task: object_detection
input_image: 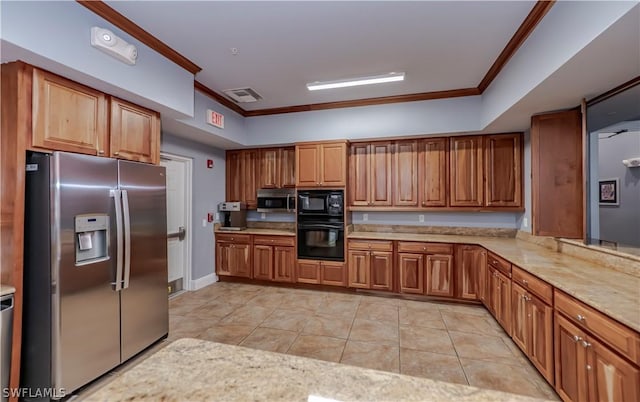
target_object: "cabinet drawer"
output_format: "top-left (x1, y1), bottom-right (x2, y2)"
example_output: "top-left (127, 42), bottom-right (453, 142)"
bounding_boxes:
top-left (254, 235), bottom-right (295, 247)
top-left (487, 252), bottom-right (511, 276)
top-left (397, 242), bottom-right (453, 255)
top-left (215, 233), bottom-right (251, 244)
top-left (348, 239), bottom-right (393, 252)
top-left (512, 266), bottom-right (552, 305)
top-left (555, 290), bottom-right (640, 362)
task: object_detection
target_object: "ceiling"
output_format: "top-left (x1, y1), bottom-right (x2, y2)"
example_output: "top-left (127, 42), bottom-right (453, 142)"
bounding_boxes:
top-left (105, 1), bottom-right (536, 111)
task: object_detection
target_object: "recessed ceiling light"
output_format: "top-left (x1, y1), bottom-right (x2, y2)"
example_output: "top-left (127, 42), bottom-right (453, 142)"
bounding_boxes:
top-left (306, 72), bottom-right (405, 91)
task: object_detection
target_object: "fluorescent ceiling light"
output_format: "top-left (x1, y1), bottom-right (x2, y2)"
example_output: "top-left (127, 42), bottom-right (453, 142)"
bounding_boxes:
top-left (307, 72), bottom-right (405, 91)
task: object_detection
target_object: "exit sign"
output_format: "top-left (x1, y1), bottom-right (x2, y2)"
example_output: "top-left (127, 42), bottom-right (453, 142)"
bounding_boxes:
top-left (206, 109), bottom-right (224, 129)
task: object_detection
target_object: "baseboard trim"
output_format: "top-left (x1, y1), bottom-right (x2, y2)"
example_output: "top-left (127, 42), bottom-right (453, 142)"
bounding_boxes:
top-left (190, 273), bottom-right (218, 290)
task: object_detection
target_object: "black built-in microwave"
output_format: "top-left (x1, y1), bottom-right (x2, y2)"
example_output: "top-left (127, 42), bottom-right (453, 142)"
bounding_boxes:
top-left (297, 190), bottom-right (344, 216)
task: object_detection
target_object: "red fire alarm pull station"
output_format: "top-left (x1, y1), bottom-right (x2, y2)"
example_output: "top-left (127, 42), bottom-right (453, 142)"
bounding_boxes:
top-left (207, 213), bottom-right (214, 222)
top-left (207, 159), bottom-right (214, 168)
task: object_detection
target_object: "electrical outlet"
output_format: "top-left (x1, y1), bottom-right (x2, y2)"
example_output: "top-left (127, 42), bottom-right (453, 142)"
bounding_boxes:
top-left (261, 212), bottom-right (266, 220)
top-left (215, 213), bottom-right (220, 221)
top-left (523, 217), bottom-right (529, 228)
top-left (363, 213), bottom-right (368, 222)
top-left (419, 214), bottom-right (425, 223)
top-left (202, 219), bottom-right (207, 228)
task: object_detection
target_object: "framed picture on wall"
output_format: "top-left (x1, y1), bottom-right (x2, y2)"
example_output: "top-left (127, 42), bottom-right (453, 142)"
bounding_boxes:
top-left (599, 178), bottom-right (619, 206)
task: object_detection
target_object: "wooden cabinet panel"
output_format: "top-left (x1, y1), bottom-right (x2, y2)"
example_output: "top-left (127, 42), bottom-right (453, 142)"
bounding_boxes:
top-left (529, 294), bottom-right (554, 384)
top-left (259, 148), bottom-right (279, 188)
top-left (109, 97), bottom-right (160, 164)
top-left (320, 142), bottom-right (347, 186)
top-left (370, 251), bottom-right (392, 291)
top-left (420, 138), bottom-right (448, 207)
top-left (399, 253), bottom-right (424, 294)
top-left (511, 284), bottom-right (528, 353)
top-left (531, 110), bottom-right (583, 238)
top-left (226, 151), bottom-right (244, 202)
top-left (487, 251), bottom-right (511, 277)
top-left (253, 244), bottom-right (273, 280)
top-left (397, 242), bottom-right (453, 255)
top-left (32, 68), bottom-right (108, 155)
top-left (496, 269), bottom-right (511, 334)
top-left (478, 249), bottom-right (488, 307)
top-left (455, 245), bottom-right (479, 300)
top-left (321, 261), bottom-right (346, 286)
top-left (230, 244), bottom-right (251, 278)
top-left (450, 136), bottom-right (483, 207)
top-left (215, 242), bottom-right (232, 276)
top-left (280, 147), bottom-right (296, 188)
top-left (555, 313), bottom-right (589, 402)
top-left (348, 250), bottom-right (370, 288)
top-left (349, 144), bottom-right (370, 206)
top-left (512, 266), bottom-right (553, 305)
top-left (370, 142), bottom-right (393, 206)
top-left (425, 255), bottom-right (453, 297)
top-left (297, 260), bottom-right (321, 284)
top-left (243, 150), bottom-right (259, 209)
top-left (394, 140), bottom-right (419, 206)
top-left (274, 246), bottom-right (295, 283)
top-left (296, 145), bottom-right (320, 186)
top-left (348, 240), bottom-right (393, 252)
top-left (485, 133), bottom-right (522, 207)
top-left (587, 336), bottom-right (640, 402)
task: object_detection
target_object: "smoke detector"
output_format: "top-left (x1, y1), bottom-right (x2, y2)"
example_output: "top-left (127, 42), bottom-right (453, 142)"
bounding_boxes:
top-left (223, 88), bottom-right (263, 103)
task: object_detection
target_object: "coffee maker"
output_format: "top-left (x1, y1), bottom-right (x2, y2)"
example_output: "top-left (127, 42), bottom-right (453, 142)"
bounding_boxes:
top-left (218, 202), bottom-right (247, 231)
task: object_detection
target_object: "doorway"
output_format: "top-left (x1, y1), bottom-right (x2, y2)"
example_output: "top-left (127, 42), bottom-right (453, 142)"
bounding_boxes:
top-left (160, 152), bottom-right (193, 296)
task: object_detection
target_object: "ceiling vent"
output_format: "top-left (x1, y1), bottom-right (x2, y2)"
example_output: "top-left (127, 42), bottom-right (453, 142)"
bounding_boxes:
top-left (223, 87), bottom-right (263, 103)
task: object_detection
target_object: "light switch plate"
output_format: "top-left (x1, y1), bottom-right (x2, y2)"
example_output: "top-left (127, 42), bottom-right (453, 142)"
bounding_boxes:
top-left (419, 214), bottom-right (425, 223)
top-left (363, 213), bottom-right (368, 222)
top-left (202, 219), bottom-right (207, 228)
top-left (523, 217), bottom-right (529, 228)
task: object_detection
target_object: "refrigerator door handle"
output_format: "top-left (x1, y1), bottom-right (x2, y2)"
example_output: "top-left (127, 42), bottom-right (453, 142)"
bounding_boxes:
top-left (111, 189), bottom-right (124, 291)
top-left (122, 189), bottom-right (132, 289)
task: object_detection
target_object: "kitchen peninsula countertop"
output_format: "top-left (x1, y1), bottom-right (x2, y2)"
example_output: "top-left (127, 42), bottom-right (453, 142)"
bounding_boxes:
top-left (215, 228), bottom-right (295, 236)
top-left (348, 232), bottom-right (640, 333)
top-left (85, 338), bottom-right (546, 402)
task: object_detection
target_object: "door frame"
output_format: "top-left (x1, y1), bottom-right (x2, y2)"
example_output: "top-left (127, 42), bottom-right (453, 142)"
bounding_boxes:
top-left (160, 152), bottom-right (194, 292)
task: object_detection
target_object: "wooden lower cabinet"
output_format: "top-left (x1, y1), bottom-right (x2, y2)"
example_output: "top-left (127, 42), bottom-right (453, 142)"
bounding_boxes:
top-left (216, 242), bottom-right (251, 278)
top-left (253, 244), bottom-right (273, 280)
top-left (425, 255), bottom-right (453, 297)
top-left (347, 241), bottom-right (392, 291)
top-left (488, 266), bottom-right (511, 334)
top-left (398, 253), bottom-right (424, 294)
top-left (512, 283), bottom-right (554, 383)
top-left (455, 245), bottom-right (483, 300)
top-left (297, 260), bottom-right (321, 284)
top-left (478, 249), bottom-right (488, 306)
top-left (370, 252), bottom-right (392, 290)
top-left (348, 250), bottom-right (370, 288)
top-left (298, 259), bottom-right (345, 286)
top-left (555, 312), bottom-right (640, 402)
top-left (273, 246), bottom-right (295, 282)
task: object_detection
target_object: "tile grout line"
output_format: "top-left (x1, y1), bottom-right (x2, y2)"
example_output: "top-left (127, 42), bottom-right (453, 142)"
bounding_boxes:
top-left (337, 296), bottom-right (360, 362)
top-left (439, 308), bottom-right (471, 386)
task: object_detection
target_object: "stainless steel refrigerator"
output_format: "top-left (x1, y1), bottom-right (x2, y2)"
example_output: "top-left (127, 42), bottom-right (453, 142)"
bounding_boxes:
top-left (21, 151), bottom-right (168, 400)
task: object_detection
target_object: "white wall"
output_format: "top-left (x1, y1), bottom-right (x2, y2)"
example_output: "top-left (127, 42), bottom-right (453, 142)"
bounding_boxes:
top-left (161, 133), bottom-right (226, 281)
top-left (0, 1), bottom-right (194, 119)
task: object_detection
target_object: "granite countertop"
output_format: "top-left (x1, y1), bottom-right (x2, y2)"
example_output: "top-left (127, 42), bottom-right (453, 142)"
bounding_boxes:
top-left (215, 228), bottom-right (295, 236)
top-left (348, 232), bottom-right (640, 333)
top-left (0, 285), bottom-right (16, 297)
top-left (86, 338), bottom-right (547, 402)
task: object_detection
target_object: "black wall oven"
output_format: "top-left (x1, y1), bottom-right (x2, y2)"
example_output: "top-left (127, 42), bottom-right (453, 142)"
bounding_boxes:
top-left (297, 190), bottom-right (344, 261)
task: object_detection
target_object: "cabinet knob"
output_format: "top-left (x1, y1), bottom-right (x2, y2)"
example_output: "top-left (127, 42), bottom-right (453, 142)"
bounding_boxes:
top-left (573, 335), bottom-right (583, 343)
top-left (576, 314), bottom-right (586, 322)
top-left (586, 365), bottom-right (592, 371)
top-left (114, 151), bottom-right (119, 156)
top-left (581, 340), bottom-right (591, 348)
top-left (522, 279), bottom-right (528, 285)
top-left (98, 150), bottom-right (105, 155)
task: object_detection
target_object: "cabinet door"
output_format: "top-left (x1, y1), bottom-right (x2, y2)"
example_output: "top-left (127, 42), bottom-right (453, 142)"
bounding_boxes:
top-left (511, 283), bottom-right (529, 353)
top-left (253, 244), bottom-right (273, 280)
top-left (450, 136), bottom-right (483, 207)
top-left (260, 148), bottom-right (279, 189)
top-left (496, 270), bottom-right (512, 334)
top-left (296, 145), bottom-right (320, 186)
top-left (587, 336), bottom-right (640, 402)
top-left (320, 142), bottom-right (347, 186)
top-left (370, 142), bottom-right (393, 206)
top-left (555, 313), bottom-right (589, 402)
top-left (226, 151), bottom-right (244, 202)
top-left (349, 144), bottom-right (370, 206)
top-left (455, 245), bottom-right (478, 300)
top-left (487, 267), bottom-right (499, 316)
top-left (215, 242), bottom-right (232, 276)
top-left (231, 244), bottom-right (252, 278)
top-left (529, 295), bottom-right (554, 384)
top-left (485, 133), bottom-right (522, 207)
top-left (297, 260), bottom-right (321, 284)
top-left (478, 249), bottom-right (488, 306)
top-left (348, 249), bottom-right (370, 288)
top-left (109, 97), bottom-right (160, 164)
top-left (32, 68), bottom-right (108, 155)
top-left (370, 251), bottom-right (392, 291)
top-left (243, 150), bottom-right (259, 209)
top-left (280, 147), bottom-right (296, 188)
top-left (420, 138), bottom-right (448, 207)
top-left (394, 140), bottom-right (419, 206)
top-left (399, 253), bottom-right (424, 294)
top-left (321, 261), bottom-right (346, 286)
top-left (274, 246), bottom-right (295, 283)
top-left (425, 254), bottom-right (454, 297)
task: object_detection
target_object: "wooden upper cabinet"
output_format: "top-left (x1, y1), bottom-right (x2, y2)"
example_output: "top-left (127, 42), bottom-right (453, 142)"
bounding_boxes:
top-left (296, 142), bottom-right (347, 187)
top-left (419, 138), bottom-right (448, 207)
top-left (450, 136), bottom-right (483, 207)
top-left (260, 148), bottom-right (279, 189)
top-left (226, 150), bottom-right (244, 202)
top-left (32, 68), bottom-right (108, 155)
top-left (243, 150), bottom-right (259, 209)
top-left (394, 140), bottom-right (419, 206)
top-left (280, 147), bottom-right (296, 188)
top-left (109, 97), bottom-right (160, 164)
top-left (349, 142), bottom-right (392, 206)
top-left (484, 133), bottom-right (522, 207)
top-left (531, 110), bottom-right (583, 238)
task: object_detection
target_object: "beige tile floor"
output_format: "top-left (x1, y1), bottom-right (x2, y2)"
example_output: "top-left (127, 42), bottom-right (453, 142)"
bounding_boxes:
top-left (168, 281), bottom-right (559, 400)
